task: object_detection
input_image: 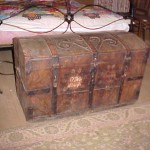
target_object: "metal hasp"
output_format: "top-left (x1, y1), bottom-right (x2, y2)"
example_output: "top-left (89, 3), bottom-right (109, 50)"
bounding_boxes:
top-left (52, 56), bottom-right (59, 114)
top-left (88, 53), bottom-right (98, 108)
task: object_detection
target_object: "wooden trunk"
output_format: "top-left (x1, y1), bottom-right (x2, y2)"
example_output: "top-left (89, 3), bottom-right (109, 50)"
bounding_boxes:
top-left (13, 31), bottom-right (149, 120)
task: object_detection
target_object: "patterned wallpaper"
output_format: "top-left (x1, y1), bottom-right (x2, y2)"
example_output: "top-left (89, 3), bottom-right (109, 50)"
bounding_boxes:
top-left (94, 0), bottom-right (130, 12)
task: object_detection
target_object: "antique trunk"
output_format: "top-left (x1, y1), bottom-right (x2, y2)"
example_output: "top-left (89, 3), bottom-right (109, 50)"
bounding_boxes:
top-left (13, 31), bottom-right (149, 120)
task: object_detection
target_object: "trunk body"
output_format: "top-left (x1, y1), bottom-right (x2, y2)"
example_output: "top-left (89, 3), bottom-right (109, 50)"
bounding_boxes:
top-left (13, 31), bottom-right (149, 120)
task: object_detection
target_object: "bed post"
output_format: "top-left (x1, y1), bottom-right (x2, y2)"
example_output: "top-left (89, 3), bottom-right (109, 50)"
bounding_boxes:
top-left (129, 0), bottom-right (135, 32)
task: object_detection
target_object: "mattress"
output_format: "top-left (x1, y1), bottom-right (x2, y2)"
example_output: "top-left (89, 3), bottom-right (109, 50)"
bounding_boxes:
top-left (0, 0), bottom-right (130, 45)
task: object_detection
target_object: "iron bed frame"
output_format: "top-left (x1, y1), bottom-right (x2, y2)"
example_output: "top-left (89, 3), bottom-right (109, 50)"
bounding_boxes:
top-left (0, 0), bottom-right (135, 50)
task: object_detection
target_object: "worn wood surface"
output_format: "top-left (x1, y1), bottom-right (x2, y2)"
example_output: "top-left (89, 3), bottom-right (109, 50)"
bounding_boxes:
top-left (14, 31), bottom-right (149, 120)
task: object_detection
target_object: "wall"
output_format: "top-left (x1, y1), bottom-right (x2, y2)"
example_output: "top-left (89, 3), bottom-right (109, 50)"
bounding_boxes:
top-left (76, 0), bottom-right (150, 15)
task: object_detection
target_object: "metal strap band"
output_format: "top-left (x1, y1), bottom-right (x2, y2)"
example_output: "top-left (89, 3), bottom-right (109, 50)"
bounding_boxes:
top-left (80, 34), bottom-right (98, 108)
top-left (107, 33), bottom-right (132, 104)
top-left (45, 37), bottom-right (59, 114)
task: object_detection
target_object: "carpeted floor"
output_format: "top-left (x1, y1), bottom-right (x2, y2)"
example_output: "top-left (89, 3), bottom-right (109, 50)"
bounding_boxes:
top-left (0, 102), bottom-right (150, 150)
top-left (0, 36), bottom-right (150, 149)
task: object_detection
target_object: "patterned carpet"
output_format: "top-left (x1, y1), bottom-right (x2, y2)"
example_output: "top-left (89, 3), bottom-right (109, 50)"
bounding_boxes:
top-left (0, 102), bottom-right (150, 150)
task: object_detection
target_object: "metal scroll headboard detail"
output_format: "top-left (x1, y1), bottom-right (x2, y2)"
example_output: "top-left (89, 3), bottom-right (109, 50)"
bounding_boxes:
top-left (0, 0), bottom-right (134, 34)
